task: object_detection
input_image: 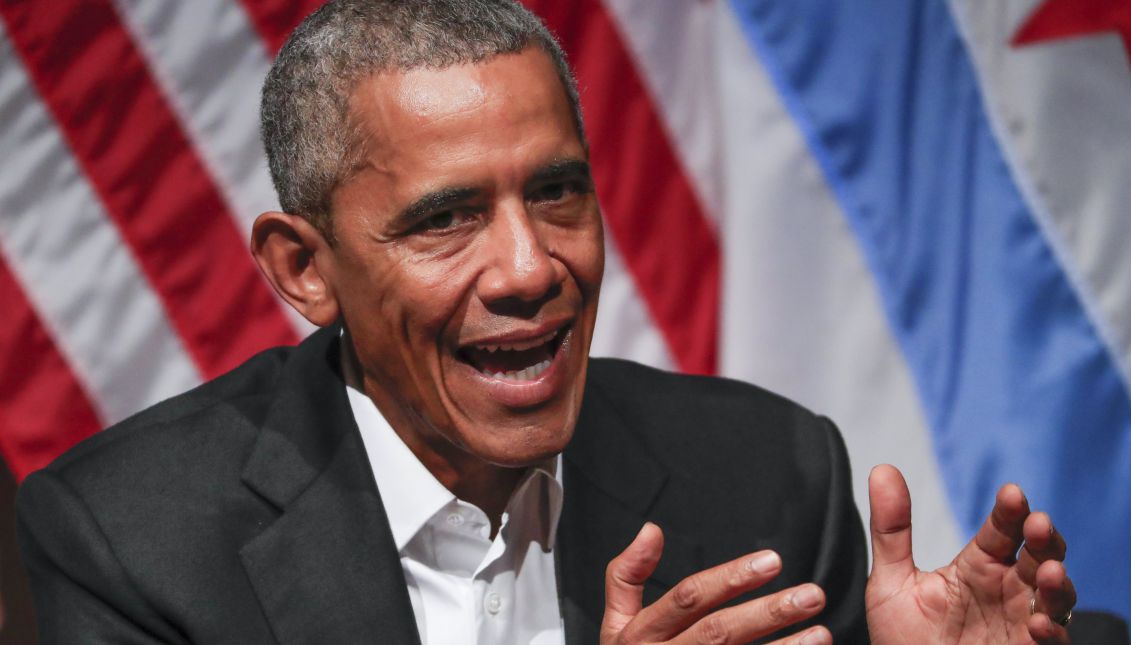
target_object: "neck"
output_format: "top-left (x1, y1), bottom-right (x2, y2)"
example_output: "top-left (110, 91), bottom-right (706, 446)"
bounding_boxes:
top-left (340, 332), bottom-right (523, 534)
top-left (438, 458), bottom-right (525, 537)
top-left (379, 400), bottom-right (524, 537)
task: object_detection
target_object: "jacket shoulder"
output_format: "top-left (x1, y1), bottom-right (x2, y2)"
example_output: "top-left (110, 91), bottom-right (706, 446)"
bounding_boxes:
top-left (15, 344), bottom-right (302, 643)
top-left (586, 356), bottom-right (830, 443)
top-left (582, 357), bottom-right (848, 541)
top-left (36, 344), bottom-right (295, 490)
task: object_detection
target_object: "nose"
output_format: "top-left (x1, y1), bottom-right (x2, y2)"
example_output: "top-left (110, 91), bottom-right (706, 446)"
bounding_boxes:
top-left (476, 203), bottom-right (561, 307)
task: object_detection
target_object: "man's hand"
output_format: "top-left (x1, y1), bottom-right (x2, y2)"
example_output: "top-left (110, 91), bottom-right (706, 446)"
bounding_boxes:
top-left (601, 523), bottom-right (832, 644)
top-left (866, 465), bottom-right (1076, 644)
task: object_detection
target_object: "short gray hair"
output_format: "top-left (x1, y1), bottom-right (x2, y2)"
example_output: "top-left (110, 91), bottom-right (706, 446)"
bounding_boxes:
top-left (260, 0), bottom-right (585, 238)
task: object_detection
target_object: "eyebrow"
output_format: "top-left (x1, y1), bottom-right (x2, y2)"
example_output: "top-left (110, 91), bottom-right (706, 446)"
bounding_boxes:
top-left (527, 159), bottom-right (593, 188)
top-left (394, 186), bottom-right (481, 230)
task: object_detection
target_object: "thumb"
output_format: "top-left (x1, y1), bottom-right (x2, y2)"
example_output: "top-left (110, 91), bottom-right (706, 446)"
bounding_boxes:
top-left (601, 522), bottom-right (664, 640)
top-left (868, 465), bottom-right (916, 584)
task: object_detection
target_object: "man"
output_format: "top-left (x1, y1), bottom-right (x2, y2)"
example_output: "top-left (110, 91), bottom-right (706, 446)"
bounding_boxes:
top-left (17, 1), bottom-right (1077, 643)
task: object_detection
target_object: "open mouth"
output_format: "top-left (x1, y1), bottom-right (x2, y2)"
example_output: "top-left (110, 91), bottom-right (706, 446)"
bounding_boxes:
top-left (458, 326), bottom-right (568, 382)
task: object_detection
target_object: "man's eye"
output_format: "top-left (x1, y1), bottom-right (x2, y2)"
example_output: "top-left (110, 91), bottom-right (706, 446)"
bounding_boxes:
top-left (424, 212), bottom-right (455, 229)
top-left (418, 210), bottom-right (465, 232)
top-left (533, 183), bottom-right (566, 202)
top-left (530, 181), bottom-right (582, 204)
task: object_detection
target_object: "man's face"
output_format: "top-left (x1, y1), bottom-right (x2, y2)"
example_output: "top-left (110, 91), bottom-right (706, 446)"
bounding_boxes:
top-left (325, 48), bottom-right (603, 470)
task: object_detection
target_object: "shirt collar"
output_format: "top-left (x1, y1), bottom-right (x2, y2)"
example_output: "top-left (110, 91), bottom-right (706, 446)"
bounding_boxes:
top-left (340, 331), bottom-right (564, 552)
top-left (505, 453), bottom-right (563, 551)
top-left (346, 381), bottom-right (455, 551)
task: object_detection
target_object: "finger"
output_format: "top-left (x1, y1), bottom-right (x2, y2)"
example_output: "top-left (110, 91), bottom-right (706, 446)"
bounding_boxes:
top-left (972, 483), bottom-right (1030, 562)
top-left (670, 583), bottom-right (826, 645)
top-left (1016, 512), bottom-right (1066, 585)
top-left (1027, 612), bottom-right (1070, 645)
top-left (868, 465), bottom-right (916, 580)
top-left (1034, 559), bottom-right (1077, 625)
top-left (601, 522), bottom-right (664, 639)
top-left (767, 625), bottom-right (832, 645)
top-left (624, 549), bottom-right (783, 641)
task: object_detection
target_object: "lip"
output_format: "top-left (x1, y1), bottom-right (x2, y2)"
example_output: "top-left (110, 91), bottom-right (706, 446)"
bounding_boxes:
top-left (458, 317), bottom-right (573, 349)
top-left (452, 322), bottom-right (575, 408)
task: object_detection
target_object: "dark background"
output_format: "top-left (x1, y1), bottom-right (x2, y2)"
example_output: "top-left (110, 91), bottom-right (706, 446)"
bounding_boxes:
top-left (1, 462), bottom-right (35, 643)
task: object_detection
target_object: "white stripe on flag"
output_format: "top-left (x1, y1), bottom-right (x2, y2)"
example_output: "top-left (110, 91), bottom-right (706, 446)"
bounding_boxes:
top-left (113, 0), bottom-right (314, 336)
top-left (0, 26), bottom-right (201, 425)
top-left (712, 5), bottom-right (963, 568)
top-left (602, 0), bottom-right (724, 222)
top-left (949, 0), bottom-right (1131, 394)
top-left (591, 239), bottom-right (676, 371)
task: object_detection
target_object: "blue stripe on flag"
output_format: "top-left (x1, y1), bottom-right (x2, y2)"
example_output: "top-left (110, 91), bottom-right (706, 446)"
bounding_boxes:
top-left (728, 0), bottom-right (1131, 620)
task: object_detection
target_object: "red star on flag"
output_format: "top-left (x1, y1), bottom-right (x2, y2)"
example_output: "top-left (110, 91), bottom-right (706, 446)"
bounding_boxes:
top-left (1012, 0), bottom-right (1131, 63)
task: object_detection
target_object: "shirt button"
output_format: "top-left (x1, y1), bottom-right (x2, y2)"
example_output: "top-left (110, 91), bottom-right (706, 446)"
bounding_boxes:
top-left (446, 513), bottom-right (464, 527)
top-left (484, 592), bottom-right (502, 615)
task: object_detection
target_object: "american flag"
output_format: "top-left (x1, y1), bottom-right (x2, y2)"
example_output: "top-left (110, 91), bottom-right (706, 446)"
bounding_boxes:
top-left (2, 0), bottom-right (1130, 628)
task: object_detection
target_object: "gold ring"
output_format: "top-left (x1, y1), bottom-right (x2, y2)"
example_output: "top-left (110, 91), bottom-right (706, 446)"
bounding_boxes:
top-left (1030, 597), bottom-right (1073, 626)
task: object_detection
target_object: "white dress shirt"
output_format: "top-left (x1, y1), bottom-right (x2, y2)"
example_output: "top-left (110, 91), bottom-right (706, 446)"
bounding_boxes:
top-left (345, 382), bottom-right (566, 645)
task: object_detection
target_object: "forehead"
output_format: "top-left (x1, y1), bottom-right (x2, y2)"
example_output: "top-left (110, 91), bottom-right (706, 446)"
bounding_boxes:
top-left (346, 48), bottom-right (578, 171)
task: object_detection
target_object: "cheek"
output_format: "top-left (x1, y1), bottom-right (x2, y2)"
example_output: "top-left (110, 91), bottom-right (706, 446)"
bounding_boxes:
top-left (556, 228), bottom-right (605, 297)
top-left (337, 253), bottom-right (465, 358)
top-left (387, 256), bottom-right (479, 345)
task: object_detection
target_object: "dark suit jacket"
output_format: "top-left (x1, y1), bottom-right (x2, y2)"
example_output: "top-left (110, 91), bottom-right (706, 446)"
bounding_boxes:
top-left (17, 326), bottom-right (869, 643)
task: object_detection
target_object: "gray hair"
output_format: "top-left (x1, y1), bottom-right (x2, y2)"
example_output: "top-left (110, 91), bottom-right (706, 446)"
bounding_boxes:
top-left (260, 0), bottom-right (585, 238)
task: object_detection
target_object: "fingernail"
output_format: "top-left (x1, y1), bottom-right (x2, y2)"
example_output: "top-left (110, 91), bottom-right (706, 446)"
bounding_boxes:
top-left (748, 551), bottom-right (781, 575)
top-left (791, 585), bottom-right (822, 610)
top-left (800, 629), bottom-right (830, 645)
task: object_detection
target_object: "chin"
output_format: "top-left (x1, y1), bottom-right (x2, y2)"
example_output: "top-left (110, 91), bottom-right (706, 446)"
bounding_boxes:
top-left (457, 412), bottom-right (577, 468)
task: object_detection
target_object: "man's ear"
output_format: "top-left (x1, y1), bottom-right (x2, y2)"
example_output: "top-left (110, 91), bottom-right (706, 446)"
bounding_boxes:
top-left (251, 211), bottom-right (340, 327)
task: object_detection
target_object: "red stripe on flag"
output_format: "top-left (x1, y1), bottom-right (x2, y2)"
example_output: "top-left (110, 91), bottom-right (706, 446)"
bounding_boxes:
top-left (0, 254), bottom-right (102, 481)
top-left (1011, 0), bottom-right (1131, 64)
top-left (237, 0), bottom-right (327, 55)
top-left (523, 0), bottom-right (721, 374)
top-left (0, 0), bottom-right (300, 379)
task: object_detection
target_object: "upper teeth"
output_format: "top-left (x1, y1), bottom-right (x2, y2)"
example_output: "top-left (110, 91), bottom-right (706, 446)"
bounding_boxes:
top-left (477, 330), bottom-right (557, 353)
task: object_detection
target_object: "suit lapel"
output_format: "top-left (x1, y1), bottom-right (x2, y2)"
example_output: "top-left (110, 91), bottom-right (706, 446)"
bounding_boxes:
top-left (559, 370), bottom-right (703, 645)
top-left (238, 327), bottom-right (421, 645)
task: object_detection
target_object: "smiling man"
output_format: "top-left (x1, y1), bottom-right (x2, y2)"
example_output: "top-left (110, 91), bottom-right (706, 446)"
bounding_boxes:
top-left (294, 48), bottom-right (604, 494)
top-left (17, 1), bottom-right (1079, 644)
